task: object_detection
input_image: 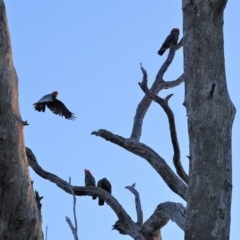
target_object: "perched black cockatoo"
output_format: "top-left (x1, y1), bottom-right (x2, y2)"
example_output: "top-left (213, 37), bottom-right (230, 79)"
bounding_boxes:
top-left (33, 91), bottom-right (76, 120)
top-left (84, 169), bottom-right (96, 200)
top-left (97, 178), bottom-right (112, 206)
top-left (158, 28), bottom-right (180, 56)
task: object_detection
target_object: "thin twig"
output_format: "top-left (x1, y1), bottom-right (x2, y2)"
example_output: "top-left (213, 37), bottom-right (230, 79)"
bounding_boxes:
top-left (65, 177), bottom-right (79, 240)
top-left (45, 226), bottom-right (48, 240)
top-left (70, 177), bottom-right (78, 235)
top-left (131, 40), bottom-right (184, 140)
top-left (22, 120), bottom-right (29, 126)
top-left (125, 185), bottom-right (143, 226)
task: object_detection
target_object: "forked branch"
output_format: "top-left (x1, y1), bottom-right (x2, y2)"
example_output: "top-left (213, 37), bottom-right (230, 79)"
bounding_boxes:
top-left (125, 185), bottom-right (143, 226)
top-left (131, 39), bottom-right (184, 140)
top-left (91, 130), bottom-right (187, 201)
top-left (139, 65), bottom-right (188, 184)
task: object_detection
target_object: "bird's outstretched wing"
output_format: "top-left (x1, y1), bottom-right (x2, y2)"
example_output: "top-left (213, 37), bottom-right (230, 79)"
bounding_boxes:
top-left (33, 103), bottom-right (46, 112)
top-left (35, 94), bottom-right (53, 103)
top-left (33, 93), bottom-right (53, 112)
top-left (47, 99), bottom-right (76, 120)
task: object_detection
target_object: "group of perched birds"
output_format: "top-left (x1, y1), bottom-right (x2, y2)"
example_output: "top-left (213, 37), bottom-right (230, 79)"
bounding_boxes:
top-left (32, 28), bottom-right (179, 120)
top-left (84, 169), bottom-right (112, 206)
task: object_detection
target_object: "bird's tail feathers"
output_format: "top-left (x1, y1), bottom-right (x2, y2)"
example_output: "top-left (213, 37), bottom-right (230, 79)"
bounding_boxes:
top-left (158, 48), bottom-right (165, 56)
top-left (98, 198), bottom-right (104, 206)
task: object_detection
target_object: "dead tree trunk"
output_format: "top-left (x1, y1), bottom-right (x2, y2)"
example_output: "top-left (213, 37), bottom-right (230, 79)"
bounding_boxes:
top-left (182, 1), bottom-right (235, 239)
top-left (0, 1), bottom-right (43, 239)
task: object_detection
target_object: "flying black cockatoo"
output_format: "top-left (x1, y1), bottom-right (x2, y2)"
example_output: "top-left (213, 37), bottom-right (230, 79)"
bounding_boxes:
top-left (157, 28), bottom-right (180, 56)
top-left (97, 178), bottom-right (112, 206)
top-left (33, 91), bottom-right (76, 120)
top-left (84, 169), bottom-right (96, 200)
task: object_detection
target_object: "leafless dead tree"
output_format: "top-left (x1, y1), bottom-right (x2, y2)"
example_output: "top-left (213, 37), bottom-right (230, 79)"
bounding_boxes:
top-left (0, 0), bottom-right (234, 239)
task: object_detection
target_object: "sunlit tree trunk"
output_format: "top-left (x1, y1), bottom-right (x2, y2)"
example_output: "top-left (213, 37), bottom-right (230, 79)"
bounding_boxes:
top-left (182, 1), bottom-right (235, 239)
top-left (0, 1), bottom-right (43, 239)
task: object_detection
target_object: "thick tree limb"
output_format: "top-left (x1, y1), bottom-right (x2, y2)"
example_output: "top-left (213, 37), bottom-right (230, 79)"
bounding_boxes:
top-left (139, 66), bottom-right (189, 184)
top-left (91, 130), bottom-right (188, 201)
top-left (125, 185), bottom-right (143, 226)
top-left (131, 40), bottom-right (184, 141)
top-left (65, 177), bottom-right (79, 240)
top-left (141, 202), bottom-right (185, 240)
top-left (26, 147), bottom-right (144, 240)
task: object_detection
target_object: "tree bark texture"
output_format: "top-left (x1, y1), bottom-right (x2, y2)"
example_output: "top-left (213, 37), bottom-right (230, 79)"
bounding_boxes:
top-left (182, 1), bottom-right (235, 239)
top-left (0, 1), bottom-right (43, 239)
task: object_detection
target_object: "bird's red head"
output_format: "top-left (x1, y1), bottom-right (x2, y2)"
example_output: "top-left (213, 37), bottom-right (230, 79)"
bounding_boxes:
top-left (52, 91), bottom-right (58, 98)
top-left (84, 169), bottom-right (91, 175)
top-left (171, 28), bottom-right (180, 33)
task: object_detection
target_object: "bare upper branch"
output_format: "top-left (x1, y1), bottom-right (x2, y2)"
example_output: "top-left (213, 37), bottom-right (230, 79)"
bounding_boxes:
top-left (156, 39), bottom-right (183, 81)
top-left (131, 39), bottom-right (184, 141)
top-left (91, 130), bottom-right (188, 201)
top-left (139, 67), bottom-right (189, 184)
top-left (141, 202), bottom-right (185, 240)
top-left (26, 147), bottom-right (144, 239)
top-left (125, 185), bottom-right (143, 226)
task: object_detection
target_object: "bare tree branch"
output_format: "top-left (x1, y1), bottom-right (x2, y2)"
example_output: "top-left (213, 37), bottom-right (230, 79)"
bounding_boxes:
top-left (66, 217), bottom-right (77, 239)
top-left (22, 120), bottom-right (29, 126)
top-left (26, 147), bottom-right (144, 240)
top-left (91, 130), bottom-right (188, 201)
top-left (139, 65), bottom-right (189, 184)
top-left (45, 226), bottom-right (48, 240)
top-left (141, 202), bottom-right (185, 240)
top-left (65, 177), bottom-right (79, 240)
top-left (131, 39), bottom-right (184, 140)
top-left (125, 185), bottom-right (143, 227)
top-left (156, 39), bottom-right (183, 81)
